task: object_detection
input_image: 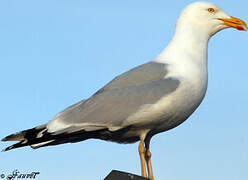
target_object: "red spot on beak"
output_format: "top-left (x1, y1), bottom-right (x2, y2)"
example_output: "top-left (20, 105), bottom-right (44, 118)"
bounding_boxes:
top-left (236, 25), bottom-right (245, 31)
top-left (218, 16), bottom-right (248, 31)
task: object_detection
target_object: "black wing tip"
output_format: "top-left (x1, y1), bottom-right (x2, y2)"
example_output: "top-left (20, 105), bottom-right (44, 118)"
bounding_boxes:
top-left (1, 132), bottom-right (24, 142)
top-left (1, 140), bottom-right (28, 152)
top-left (1, 136), bottom-right (9, 142)
top-left (1, 145), bottom-right (14, 152)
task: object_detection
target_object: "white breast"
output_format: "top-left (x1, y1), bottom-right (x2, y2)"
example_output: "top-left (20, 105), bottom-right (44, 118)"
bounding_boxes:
top-left (150, 55), bottom-right (208, 131)
top-left (123, 55), bottom-right (208, 133)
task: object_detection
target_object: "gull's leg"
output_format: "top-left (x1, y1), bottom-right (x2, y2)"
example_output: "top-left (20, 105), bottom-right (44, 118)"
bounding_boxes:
top-left (145, 149), bottom-right (154, 180)
top-left (145, 137), bottom-right (154, 180)
top-left (138, 140), bottom-right (147, 178)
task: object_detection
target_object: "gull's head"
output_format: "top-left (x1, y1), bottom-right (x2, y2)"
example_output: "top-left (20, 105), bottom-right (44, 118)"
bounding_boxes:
top-left (175, 2), bottom-right (247, 37)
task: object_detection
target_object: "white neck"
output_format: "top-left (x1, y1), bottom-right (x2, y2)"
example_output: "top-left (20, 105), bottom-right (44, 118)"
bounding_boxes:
top-left (153, 20), bottom-right (211, 67)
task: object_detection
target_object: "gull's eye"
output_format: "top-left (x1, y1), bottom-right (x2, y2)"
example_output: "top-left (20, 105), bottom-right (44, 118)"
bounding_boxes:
top-left (207, 8), bottom-right (215, 14)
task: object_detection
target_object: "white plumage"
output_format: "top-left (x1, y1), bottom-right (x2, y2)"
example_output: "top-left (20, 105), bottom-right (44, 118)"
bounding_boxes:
top-left (2, 2), bottom-right (247, 180)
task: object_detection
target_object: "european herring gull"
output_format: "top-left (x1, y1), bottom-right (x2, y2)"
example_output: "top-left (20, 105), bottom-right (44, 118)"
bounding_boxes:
top-left (2, 2), bottom-right (247, 180)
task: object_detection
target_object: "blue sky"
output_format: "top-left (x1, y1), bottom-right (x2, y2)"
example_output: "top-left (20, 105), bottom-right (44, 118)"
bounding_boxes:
top-left (0, 0), bottom-right (247, 179)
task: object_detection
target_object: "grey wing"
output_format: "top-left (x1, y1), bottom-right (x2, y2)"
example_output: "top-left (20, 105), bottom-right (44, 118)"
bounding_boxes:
top-left (98, 61), bottom-right (168, 90)
top-left (47, 62), bottom-right (180, 133)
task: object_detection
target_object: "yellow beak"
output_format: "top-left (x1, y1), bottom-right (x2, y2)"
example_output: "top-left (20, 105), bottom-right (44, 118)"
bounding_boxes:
top-left (218, 16), bottom-right (248, 31)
